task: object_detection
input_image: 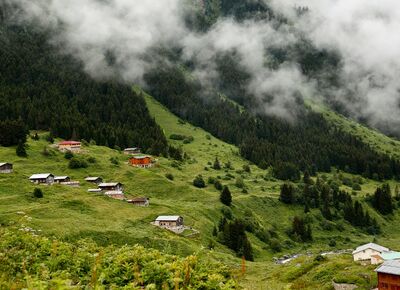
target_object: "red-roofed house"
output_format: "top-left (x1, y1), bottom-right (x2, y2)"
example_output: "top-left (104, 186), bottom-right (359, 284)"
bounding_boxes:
top-left (58, 141), bottom-right (81, 152)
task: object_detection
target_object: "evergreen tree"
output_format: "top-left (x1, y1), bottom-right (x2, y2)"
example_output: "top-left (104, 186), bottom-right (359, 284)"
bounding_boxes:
top-left (373, 184), bottom-right (393, 215)
top-left (279, 183), bottom-right (294, 204)
top-left (213, 157), bottom-right (221, 170)
top-left (16, 141), bottom-right (27, 157)
top-left (220, 186), bottom-right (232, 206)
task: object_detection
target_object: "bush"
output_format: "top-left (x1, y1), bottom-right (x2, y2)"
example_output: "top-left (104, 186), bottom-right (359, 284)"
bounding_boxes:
top-left (87, 157), bottom-right (97, 163)
top-left (169, 134), bottom-right (186, 140)
top-left (193, 175), bottom-right (206, 188)
top-left (33, 188), bottom-right (43, 198)
top-left (235, 177), bottom-right (245, 189)
top-left (270, 238), bottom-right (282, 252)
top-left (214, 180), bottom-right (223, 191)
top-left (64, 151), bottom-right (74, 160)
top-left (44, 133), bottom-right (54, 143)
top-left (328, 239), bottom-right (337, 247)
top-left (68, 158), bottom-right (88, 169)
top-left (243, 164), bottom-right (251, 173)
top-left (109, 157), bottom-right (119, 165)
top-left (165, 173), bottom-right (174, 181)
top-left (352, 183), bottom-right (361, 191)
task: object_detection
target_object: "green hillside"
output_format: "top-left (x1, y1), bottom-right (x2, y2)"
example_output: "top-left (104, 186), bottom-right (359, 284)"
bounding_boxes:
top-left (2, 90), bottom-right (400, 288)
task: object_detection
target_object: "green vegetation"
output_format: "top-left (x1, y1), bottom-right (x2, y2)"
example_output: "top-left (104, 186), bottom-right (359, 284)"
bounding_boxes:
top-left (0, 228), bottom-right (236, 289)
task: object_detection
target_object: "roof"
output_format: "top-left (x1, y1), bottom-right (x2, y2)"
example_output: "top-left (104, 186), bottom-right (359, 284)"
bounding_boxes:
top-left (124, 147), bottom-right (140, 151)
top-left (376, 260), bottom-right (400, 275)
top-left (128, 197), bottom-right (149, 202)
top-left (130, 155), bottom-right (151, 160)
top-left (85, 177), bottom-right (101, 181)
top-left (88, 189), bottom-right (102, 192)
top-left (0, 162), bottom-right (12, 167)
top-left (352, 243), bottom-right (389, 255)
top-left (29, 173), bottom-right (53, 179)
top-left (104, 191), bottom-right (124, 195)
top-left (54, 176), bottom-right (69, 180)
top-left (155, 215), bottom-right (182, 221)
top-left (59, 141), bottom-right (81, 146)
top-left (98, 182), bottom-right (122, 187)
top-left (381, 252), bottom-right (400, 261)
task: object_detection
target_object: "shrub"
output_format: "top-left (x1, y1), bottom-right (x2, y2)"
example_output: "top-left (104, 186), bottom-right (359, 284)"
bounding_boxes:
top-left (165, 173), bottom-right (174, 181)
top-left (193, 175), bottom-right (206, 188)
top-left (87, 157), bottom-right (97, 164)
top-left (243, 164), bottom-right (251, 173)
top-left (352, 183), bottom-right (361, 191)
top-left (214, 180), bottom-right (223, 191)
top-left (69, 158), bottom-right (88, 169)
top-left (64, 151), bottom-right (74, 160)
top-left (270, 238), bottom-right (282, 252)
top-left (33, 188), bottom-right (43, 198)
top-left (235, 177), bottom-right (245, 189)
top-left (328, 239), bottom-right (337, 247)
top-left (208, 176), bottom-right (216, 184)
top-left (44, 133), bottom-right (54, 143)
top-left (169, 134), bottom-right (186, 141)
top-left (109, 157), bottom-right (119, 165)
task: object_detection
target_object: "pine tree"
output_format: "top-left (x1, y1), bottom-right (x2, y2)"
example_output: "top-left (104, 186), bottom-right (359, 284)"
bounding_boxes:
top-left (220, 186), bottom-right (232, 206)
top-left (16, 140), bottom-right (27, 157)
top-left (213, 157), bottom-right (221, 170)
top-left (279, 183), bottom-right (294, 204)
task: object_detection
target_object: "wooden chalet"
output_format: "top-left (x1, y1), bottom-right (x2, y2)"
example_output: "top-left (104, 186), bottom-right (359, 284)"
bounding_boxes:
top-left (123, 147), bottom-right (141, 155)
top-left (127, 197), bottom-right (149, 207)
top-left (376, 260), bottom-right (400, 289)
top-left (85, 177), bottom-right (103, 184)
top-left (54, 176), bottom-right (71, 183)
top-left (154, 216), bottom-right (183, 227)
top-left (129, 155), bottom-right (153, 168)
top-left (58, 141), bottom-right (81, 152)
top-left (29, 173), bottom-right (54, 184)
top-left (98, 182), bottom-right (123, 192)
top-left (0, 163), bottom-right (13, 173)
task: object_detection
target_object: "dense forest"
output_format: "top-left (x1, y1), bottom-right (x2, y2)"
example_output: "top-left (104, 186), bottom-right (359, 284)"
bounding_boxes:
top-left (0, 6), bottom-right (167, 155)
top-left (144, 65), bottom-right (400, 180)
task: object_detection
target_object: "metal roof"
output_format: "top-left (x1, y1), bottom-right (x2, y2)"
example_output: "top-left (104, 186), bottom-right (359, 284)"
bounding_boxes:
top-left (59, 141), bottom-right (81, 145)
top-left (128, 197), bottom-right (149, 202)
top-left (130, 155), bottom-right (151, 159)
top-left (381, 252), bottom-right (400, 261)
top-left (376, 260), bottom-right (400, 275)
top-left (352, 243), bottom-right (389, 254)
top-left (104, 191), bottom-right (124, 195)
top-left (124, 148), bottom-right (139, 151)
top-left (54, 176), bottom-right (69, 180)
top-left (85, 177), bottom-right (101, 181)
top-left (98, 182), bottom-right (122, 187)
top-left (88, 189), bottom-right (102, 192)
top-left (0, 162), bottom-right (12, 167)
top-left (155, 215), bottom-right (182, 221)
top-left (29, 173), bottom-right (53, 179)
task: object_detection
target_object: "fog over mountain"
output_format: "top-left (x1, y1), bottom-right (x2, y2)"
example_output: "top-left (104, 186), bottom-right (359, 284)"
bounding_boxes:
top-left (9, 0), bottom-right (400, 132)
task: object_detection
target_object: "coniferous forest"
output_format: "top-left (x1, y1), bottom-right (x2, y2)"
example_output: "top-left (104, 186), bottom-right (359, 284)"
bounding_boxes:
top-left (0, 8), bottom-right (167, 155)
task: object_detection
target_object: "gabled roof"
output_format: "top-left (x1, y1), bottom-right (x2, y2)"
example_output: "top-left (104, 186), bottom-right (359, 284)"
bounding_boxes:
top-left (0, 162), bottom-right (12, 167)
top-left (59, 141), bottom-right (81, 145)
top-left (155, 215), bottom-right (182, 221)
top-left (130, 155), bottom-right (151, 160)
top-left (124, 147), bottom-right (140, 151)
top-left (54, 176), bottom-right (69, 180)
top-left (381, 252), bottom-right (400, 261)
top-left (85, 177), bottom-right (102, 181)
top-left (352, 243), bottom-right (389, 255)
top-left (98, 182), bottom-right (122, 187)
top-left (104, 191), bottom-right (124, 195)
top-left (29, 173), bottom-right (53, 179)
top-left (376, 260), bottom-right (400, 275)
top-left (88, 189), bottom-right (102, 192)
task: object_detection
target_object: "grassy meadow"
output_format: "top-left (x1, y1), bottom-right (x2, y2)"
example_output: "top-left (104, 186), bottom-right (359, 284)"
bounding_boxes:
top-left (1, 92), bottom-right (400, 288)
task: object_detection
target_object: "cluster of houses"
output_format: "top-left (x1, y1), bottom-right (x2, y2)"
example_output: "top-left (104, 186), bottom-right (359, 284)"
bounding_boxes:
top-left (29, 173), bottom-right (79, 187)
top-left (353, 243), bottom-right (400, 289)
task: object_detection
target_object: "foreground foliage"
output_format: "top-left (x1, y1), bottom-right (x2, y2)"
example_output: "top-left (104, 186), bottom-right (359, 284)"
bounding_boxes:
top-left (0, 228), bottom-right (237, 289)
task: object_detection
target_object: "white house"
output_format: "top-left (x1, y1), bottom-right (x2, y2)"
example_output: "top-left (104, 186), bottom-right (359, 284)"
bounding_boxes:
top-left (154, 216), bottom-right (184, 227)
top-left (353, 243), bottom-right (389, 262)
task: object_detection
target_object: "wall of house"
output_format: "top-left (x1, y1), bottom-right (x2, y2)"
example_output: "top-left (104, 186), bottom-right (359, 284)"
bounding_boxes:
top-left (353, 249), bottom-right (381, 261)
top-left (378, 273), bottom-right (400, 289)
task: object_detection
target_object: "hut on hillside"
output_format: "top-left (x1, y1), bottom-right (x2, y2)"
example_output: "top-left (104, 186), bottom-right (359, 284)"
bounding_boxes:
top-left (29, 173), bottom-right (54, 185)
top-left (127, 197), bottom-right (150, 207)
top-left (0, 163), bottom-right (13, 173)
top-left (129, 155), bottom-right (153, 168)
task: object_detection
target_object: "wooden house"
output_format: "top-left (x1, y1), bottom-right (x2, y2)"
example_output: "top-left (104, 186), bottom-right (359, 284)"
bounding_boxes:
top-left (29, 173), bottom-right (54, 185)
top-left (0, 163), bottom-right (13, 173)
top-left (104, 191), bottom-right (125, 200)
top-left (98, 182), bottom-right (123, 192)
top-left (127, 197), bottom-right (149, 207)
top-left (154, 216), bottom-right (183, 227)
top-left (375, 260), bottom-right (400, 289)
top-left (54, 176), bottom-right (71, 183)
top-left (129, 155), bottom-right (153, 168)
top-left (85, 177), bottom-right (103, 184)
top-left (58, 141), bottom-right (81, 152)
top-left (353, 243), bottom-right (389, 262)
top-left (123, 147), bottom-right (141, 155)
